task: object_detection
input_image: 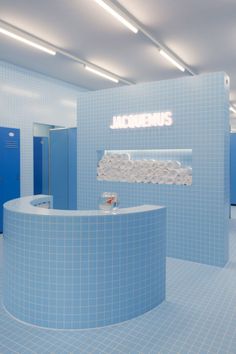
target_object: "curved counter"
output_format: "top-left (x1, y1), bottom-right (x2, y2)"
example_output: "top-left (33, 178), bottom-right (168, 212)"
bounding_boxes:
top-left (3, 195), bottom-right (166, 329)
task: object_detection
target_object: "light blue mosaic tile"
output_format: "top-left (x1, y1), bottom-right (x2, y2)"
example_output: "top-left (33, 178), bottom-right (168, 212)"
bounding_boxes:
top-left (3, 202), bottom-right (166, 329)
top-left (0, 215), bottom-right (236, 353)
top-left (77, 72), bottom-right (229, 267)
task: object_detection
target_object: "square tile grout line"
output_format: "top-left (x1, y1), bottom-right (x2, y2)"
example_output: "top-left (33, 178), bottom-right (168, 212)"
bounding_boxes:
top-left (0, 213), bottom-right (236, 353)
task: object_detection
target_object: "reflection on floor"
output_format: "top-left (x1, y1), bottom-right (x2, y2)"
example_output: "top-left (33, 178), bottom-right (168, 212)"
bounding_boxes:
top-left (0, 212), bottom-right (236, 354)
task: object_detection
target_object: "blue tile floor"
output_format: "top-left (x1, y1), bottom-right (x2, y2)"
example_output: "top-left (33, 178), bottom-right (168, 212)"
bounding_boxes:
top-left (1, 212), bottom-right (236, 354)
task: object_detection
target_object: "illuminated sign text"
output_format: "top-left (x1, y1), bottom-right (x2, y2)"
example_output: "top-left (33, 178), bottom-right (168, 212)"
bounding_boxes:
top-left (110, 112), bottom-right (173, 129)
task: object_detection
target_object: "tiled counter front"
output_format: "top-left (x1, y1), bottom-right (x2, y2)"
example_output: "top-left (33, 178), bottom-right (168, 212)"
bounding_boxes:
top-left (3, 196), bottom-right (166, 329)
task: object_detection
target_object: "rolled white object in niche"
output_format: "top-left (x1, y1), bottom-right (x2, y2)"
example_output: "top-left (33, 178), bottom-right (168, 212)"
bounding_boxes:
top-left (168, 169), bottom-right (178, 178)
top-left (185, 167), bottom-right (192, 175)
top-left (97, 153), bottom-right (192, 185)
top-left (175, 175), bottom-right (184, 185)
top-left (166, 160), bottom-right (181, 169)
top-left (158, 176), bottom-right (166, 184)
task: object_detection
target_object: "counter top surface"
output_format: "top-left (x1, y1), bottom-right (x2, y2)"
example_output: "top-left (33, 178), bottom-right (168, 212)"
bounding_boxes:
top-left (4, 195), bottom-right (165, 217)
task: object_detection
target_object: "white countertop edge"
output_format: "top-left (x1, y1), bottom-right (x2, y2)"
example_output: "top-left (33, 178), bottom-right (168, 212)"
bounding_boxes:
top-left (4, 195), bottom-right (165, 217)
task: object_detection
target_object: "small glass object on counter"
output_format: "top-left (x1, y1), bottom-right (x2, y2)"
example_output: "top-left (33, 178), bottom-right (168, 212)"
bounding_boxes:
top-left (99, 192), bottom-right (119, 213)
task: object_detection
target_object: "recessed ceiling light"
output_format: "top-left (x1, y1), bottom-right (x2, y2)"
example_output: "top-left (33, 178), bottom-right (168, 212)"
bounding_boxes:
top-left (94, 0), bottom-right (138, 34)
top-left (0, 27), bottom-right (56, 55)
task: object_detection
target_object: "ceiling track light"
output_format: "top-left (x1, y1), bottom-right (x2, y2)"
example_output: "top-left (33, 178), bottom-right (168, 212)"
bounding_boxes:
top-left (230, 106), bottom-right (236, 114)
top-left (93, 1), bottom-right (194, 75)
top-left (94, 0), bottom-right (138, 34)
top-left (84, 65), bottom-right (119, 83)
top-left (0, 20), bottom-right (133, 85)
top-left (159, 49), bottom-right (185, 72)
top-left (0, 27), bottom-right (56, 55)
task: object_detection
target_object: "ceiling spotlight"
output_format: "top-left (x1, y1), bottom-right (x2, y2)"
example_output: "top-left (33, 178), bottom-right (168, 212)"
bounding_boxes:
top-left (0, 27), bottom-right (56, 55)
top-left (159, 49), bottom-right (185, 72)
top-left (94, 0), bottom-right (138, 34)
top-left (85, 65), bottom-right (119, 83)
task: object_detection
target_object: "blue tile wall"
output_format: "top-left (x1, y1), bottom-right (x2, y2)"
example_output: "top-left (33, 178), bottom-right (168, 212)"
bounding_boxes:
top-left (3, 204), bottom-right (166, 329)
top-left (0, 61), bottom-right (86, 196)
top-left (2, 218), bottom-right (236, 353)
top-left (77, 73), bottom-right (230, 267)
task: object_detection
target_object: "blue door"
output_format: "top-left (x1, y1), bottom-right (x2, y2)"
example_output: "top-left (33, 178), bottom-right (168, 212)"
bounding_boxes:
top-left (42, 137), bottom-right (49, 195)
top-left (68, 128), bottom-right (77, 210)
top-left (33, 136), bottom-right (49, 195)
top-left (33, 137), bottom-right (43, 195)
top-left (230, 134), bottom-right (236, 205)
top-left (50, 129), bottom-right (68, 209)
top-left (49, 128), bottom-right (77, 210)
top-left (0, 127), bottom-right (20, 232)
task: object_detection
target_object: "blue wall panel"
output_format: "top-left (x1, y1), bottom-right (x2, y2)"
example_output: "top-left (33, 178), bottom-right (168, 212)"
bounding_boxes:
top-left (42, 137), bottom-right (49, 195)
top-left (33, 137), bottom-right (43, 195)
top-left (33, 137), bottom-right (49, 195)
top-left (0, 127), bottom-right (20, 232)
top-left (68, 128), bottom-right (77, 210)
top-left (50, 128), bottom-right (77, 210)
top-left (50, 129), bottom-right (68, 209)
top-left (77, 73), bottom-right (229, 267)
top-left (230, 133), bottom-right (236, 204)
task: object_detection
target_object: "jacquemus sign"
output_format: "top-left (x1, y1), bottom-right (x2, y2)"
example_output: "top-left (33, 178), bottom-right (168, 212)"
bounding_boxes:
top-left (110, 112), bottom-right (173, 129)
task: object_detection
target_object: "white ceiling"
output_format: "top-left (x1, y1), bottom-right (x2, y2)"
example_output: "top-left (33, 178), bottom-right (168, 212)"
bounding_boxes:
top-left (0, 0), bottom-right (236, 110)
